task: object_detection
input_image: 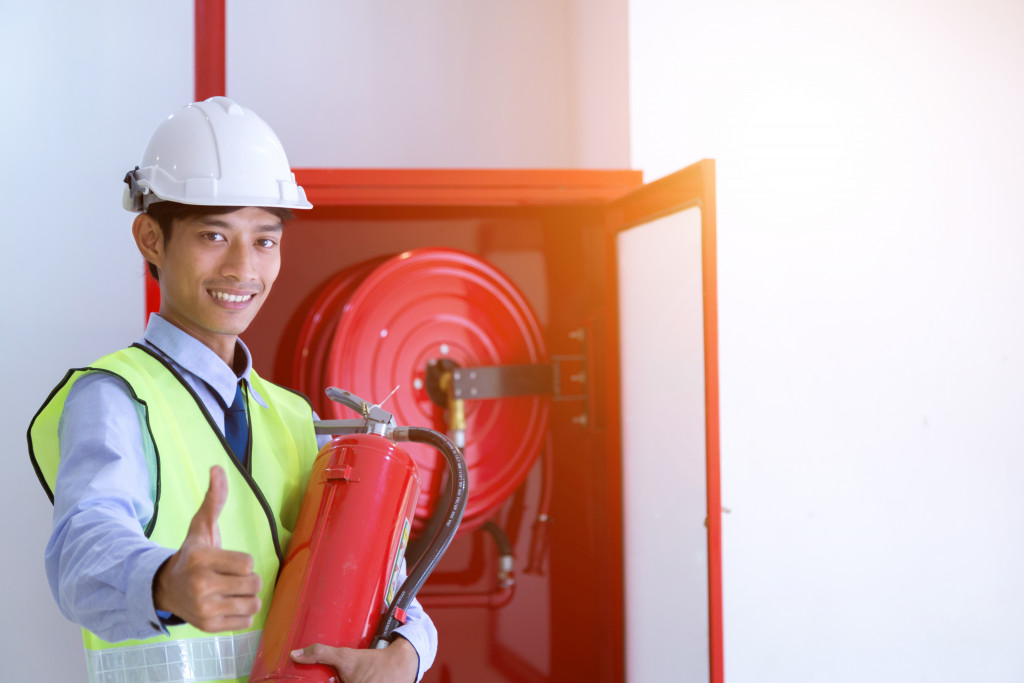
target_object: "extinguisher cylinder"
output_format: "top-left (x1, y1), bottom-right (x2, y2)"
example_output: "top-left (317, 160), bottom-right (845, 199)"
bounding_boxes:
top-left (249, 433), bottom-right (420, 682)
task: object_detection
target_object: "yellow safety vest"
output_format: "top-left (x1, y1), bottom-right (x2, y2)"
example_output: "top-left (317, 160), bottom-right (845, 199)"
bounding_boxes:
top-left (28, 344), bottom-right (320, 683)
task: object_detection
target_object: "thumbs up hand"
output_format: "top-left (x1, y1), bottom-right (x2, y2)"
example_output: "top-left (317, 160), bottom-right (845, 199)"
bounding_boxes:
top-left (153, 465), bottom-right (263, 632)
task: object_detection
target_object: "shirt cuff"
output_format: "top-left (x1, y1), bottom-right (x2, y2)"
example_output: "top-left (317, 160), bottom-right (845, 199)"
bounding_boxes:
top-left (157, 610), bottom-right (185, 626)
top-left (129, 545), bottom-right (178, 635)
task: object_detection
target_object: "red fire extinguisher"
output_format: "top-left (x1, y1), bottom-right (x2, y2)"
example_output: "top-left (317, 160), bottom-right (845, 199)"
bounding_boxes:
top-left (249, 388), bottom-right (468, 682)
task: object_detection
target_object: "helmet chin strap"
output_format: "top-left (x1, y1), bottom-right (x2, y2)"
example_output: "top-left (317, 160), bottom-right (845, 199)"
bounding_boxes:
top-left (123, 167), bottom-right (149, 212)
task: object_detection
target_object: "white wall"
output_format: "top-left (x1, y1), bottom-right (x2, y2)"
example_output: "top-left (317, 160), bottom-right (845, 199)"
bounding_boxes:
top-left (630, 1), bottom-right (1024, 681)
top-left (0, 2), bottom-right (193, 677)
top-left (227, 0), bottom-right (629, 169)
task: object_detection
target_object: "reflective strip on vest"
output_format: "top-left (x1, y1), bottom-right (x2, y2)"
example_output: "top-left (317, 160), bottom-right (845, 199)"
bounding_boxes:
top-left (84, 630), bottom-right (261, 683)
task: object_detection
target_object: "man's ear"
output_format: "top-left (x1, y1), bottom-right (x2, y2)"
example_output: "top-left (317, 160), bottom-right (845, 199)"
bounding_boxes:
top-left (132, 213), bottom-right (163, 268)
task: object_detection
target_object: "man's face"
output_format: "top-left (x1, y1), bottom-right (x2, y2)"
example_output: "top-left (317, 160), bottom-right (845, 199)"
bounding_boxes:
top-left (155, 207), bottom-right (283, 358)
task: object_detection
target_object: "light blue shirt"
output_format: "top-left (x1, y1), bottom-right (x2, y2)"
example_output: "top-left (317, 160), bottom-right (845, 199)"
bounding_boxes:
top-left (45, 313), bottom-right (436, 677)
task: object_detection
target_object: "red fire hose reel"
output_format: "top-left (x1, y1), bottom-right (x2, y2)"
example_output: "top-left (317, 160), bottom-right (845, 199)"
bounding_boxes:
top-left (289, 248), bottom-right (551, 535)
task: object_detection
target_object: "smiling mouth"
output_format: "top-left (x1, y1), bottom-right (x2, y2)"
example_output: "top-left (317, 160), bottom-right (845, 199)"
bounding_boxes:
top-left (209, 290), bottom-right (254, 303)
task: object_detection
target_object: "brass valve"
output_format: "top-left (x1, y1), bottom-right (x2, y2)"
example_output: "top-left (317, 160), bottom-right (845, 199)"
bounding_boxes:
top-left (438, 370), bottom-right (466, 449)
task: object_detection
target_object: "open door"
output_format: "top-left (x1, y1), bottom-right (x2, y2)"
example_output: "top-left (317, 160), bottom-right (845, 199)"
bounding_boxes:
top-left (605, 160), bottom-right (722, 683)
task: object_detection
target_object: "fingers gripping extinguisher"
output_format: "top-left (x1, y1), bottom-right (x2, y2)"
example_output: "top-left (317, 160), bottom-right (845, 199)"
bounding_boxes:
top-left (249, 387), bottom-right (468, 682)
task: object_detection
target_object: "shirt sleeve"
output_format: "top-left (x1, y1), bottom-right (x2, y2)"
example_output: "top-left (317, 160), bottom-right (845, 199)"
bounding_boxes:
top-left (45, 372), bottom-right (176, 642)
top-left (391, 558), bottom-right (438, 681)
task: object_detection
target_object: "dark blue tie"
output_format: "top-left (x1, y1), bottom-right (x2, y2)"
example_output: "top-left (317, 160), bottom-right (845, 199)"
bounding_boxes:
top-left (224, 381), bottom-right (249, 464)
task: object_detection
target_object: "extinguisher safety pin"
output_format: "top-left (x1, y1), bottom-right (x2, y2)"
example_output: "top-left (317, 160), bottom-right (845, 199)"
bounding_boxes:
top-left (372, 384), bottom-right (401, 411)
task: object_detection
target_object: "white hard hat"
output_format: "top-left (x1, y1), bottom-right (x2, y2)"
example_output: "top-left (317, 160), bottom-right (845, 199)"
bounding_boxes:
top-left (123, 96), bottom-right (312, 212)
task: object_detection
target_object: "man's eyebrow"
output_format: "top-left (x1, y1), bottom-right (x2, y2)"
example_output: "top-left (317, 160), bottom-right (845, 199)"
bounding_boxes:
top-left (195, 216), bottom-right (284, 232)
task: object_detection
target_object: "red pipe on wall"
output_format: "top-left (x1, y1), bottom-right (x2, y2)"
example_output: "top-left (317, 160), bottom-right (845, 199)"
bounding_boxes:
top-left (194, 0), bottom-right (226, 100)
top-left (418, 585), bottom-right (515, 610)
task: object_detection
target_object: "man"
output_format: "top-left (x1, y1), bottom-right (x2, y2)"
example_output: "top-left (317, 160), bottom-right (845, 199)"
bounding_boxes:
top-left (28, 97), bottom-right (435, 682)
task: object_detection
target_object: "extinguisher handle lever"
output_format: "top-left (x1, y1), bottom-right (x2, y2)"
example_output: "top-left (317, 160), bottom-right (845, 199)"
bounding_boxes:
top-left (324, 387), bottom-right (397, 434)
top-left (312, 419), bottom-right (367, 436)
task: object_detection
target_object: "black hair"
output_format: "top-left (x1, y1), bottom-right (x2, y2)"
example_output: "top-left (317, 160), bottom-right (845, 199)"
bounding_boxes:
top-left (143, 202), bottom-right (294, 280)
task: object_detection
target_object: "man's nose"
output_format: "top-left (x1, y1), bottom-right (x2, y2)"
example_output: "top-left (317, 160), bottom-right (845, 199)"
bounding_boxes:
top-left (221, 239), bottom-right (256, 281)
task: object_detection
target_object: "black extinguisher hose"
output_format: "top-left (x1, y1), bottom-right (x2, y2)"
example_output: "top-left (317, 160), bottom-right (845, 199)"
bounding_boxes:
top-left (373, 426), bottom-right (468, 646)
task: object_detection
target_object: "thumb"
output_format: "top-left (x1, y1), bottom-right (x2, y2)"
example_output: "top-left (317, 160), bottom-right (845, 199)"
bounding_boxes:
top-left (291, 644), bottom-right (350, 671)
top-left (188, 465), bottom-right (227, 547)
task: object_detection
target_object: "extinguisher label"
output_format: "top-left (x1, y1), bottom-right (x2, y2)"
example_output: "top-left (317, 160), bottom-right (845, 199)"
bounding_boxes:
top-left (385, 518), bottom-right (411, 610)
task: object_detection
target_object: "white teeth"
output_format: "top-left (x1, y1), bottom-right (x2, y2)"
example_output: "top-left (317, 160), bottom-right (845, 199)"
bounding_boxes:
top-left (211, 291), bottom-right (253, 303)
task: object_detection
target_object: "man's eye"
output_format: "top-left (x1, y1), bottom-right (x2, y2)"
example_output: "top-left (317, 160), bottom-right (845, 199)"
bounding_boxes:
top-left (202, 232), bottom-right (225, 242)
top-left (256, 238), bottom-right (278, 248)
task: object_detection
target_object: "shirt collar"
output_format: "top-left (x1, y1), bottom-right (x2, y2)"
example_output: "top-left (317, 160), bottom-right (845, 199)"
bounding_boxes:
top-left (143, 313), bottom-right (269, 409)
